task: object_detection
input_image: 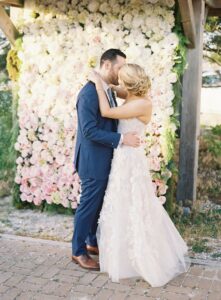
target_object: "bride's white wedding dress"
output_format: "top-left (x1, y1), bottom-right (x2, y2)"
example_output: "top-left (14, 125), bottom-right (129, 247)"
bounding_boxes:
top-left (97, 118), bottom-right (190, 287)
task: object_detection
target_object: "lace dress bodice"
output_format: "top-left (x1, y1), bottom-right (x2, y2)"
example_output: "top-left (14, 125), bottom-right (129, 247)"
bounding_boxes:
top-left (118, 118), bottom-right (146, 136)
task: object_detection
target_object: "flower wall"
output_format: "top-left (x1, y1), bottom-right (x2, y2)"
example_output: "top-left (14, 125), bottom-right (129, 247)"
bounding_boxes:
top-left (12, 0), bottom-right (180, 208)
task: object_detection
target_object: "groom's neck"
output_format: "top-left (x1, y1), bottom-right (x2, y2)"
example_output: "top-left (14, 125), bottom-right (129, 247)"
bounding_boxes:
top-left (99, 70), bottom-right (111, 85)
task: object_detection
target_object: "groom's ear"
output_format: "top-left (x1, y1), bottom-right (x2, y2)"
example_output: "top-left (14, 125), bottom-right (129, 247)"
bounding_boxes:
top-left (103, 60), bottom-right (111, 71)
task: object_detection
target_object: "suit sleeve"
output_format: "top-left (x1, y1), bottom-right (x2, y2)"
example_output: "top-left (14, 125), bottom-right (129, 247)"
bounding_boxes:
top-left (77, 93), bottom-right (121, 148)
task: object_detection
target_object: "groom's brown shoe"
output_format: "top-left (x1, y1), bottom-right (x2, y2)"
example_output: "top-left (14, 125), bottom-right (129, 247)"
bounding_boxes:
top-left (86, 245), bottom-right (99, 255)
top-left (72, 254), bottom-right (100, 271)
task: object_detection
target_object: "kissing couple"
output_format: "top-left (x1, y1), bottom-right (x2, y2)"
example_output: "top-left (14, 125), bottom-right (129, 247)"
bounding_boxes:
top-left (72, 49), bottom-right (190, 287)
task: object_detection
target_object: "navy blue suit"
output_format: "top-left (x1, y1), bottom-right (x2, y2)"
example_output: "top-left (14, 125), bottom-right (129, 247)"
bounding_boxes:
top-left (72, 81), bottom-right (121, 256)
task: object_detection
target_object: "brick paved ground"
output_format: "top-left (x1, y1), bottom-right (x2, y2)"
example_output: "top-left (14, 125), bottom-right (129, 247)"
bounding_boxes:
top-left (0, 234), bottom-right (221, 300)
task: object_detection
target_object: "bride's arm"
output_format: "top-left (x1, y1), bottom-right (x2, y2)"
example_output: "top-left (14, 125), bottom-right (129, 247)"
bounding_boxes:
top-left (96, 82), bottom-right (151, 120)
top-left (109, 84), bottom-right (128, 99)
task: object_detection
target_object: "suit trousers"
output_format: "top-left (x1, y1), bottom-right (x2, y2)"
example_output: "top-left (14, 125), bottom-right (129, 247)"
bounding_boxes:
top-left (72, 177), bottom-right (108, 256)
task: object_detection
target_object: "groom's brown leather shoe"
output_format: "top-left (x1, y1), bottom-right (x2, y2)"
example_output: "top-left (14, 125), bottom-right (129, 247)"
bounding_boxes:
top-left (86, 245), bottom-right (99, 255)
top-left (72, 254), bottom-right (100, 271)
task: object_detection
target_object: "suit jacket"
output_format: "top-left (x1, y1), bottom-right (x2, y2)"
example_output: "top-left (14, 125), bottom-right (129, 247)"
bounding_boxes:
top-left (74, 81), bottom-right (121, 180)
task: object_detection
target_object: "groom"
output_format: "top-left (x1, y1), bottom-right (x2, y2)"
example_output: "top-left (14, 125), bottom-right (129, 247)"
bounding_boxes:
top-left (72, 49), bottom-right (140, 270)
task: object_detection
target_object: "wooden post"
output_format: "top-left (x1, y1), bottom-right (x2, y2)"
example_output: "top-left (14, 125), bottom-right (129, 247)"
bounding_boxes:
top-left (0, 6), bottom-right (20, 45)
top-left (178, 0), bottom-right (196, 48)
top-left (177, 0), bottom-right (205, 203)
top-left (0, 0), bottom-right (23, 7)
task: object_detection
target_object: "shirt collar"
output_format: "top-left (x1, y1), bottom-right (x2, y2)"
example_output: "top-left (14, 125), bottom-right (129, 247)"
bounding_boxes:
top-left (100, 77), bottom-right (109, 93)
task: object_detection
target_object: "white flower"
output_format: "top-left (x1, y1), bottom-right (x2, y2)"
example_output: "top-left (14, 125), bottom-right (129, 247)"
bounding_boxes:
top-left (88, 1), bottom-right (100, 13)
top-left (14, 0), bottom-right (179, 207)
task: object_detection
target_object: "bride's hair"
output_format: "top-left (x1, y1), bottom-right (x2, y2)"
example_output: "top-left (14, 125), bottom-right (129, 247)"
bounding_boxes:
top-left (118, 64), bottom-right (151, 97)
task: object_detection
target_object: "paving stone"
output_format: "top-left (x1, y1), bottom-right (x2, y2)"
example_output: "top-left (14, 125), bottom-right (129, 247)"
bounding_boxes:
top-left (54, 274), bottom-right (80, 284)
top-left (9, 266), bottom-right (33, 275)
top-left (19, 281), bottom-right (43, 292)
top-left (0, 235), bottom-right (221, 300)
top-left (104, 281), bottom-right (132, 292)
top-left (91, 275), bottom-right (109, 288)
top-left (216, 270), bottom-right (221, 280)
top-left (127, 296), bottom-right (149, 300)
top-left (78, 272), bottom-right (98, 285)
top-left (146, 286), bottom-right (164, 297)
top-left (210, 280), bottom-right (221, 292)
top-left (110, 292), bottom-right (128, 300)
top-left (34, 294), bottom-right (66, 300)
top-left (30, 265), bottom-right (53, 277)
top-left (0, 284), bottom-right (10, 294)
top-left (169, 273), bottom-right (186, 286)
top-left (135, 280), bottom-right (151, 289)
top-left (41, 266), bottom-right (61, 279)
top-left (0, 261), bottom-right (16, 271)
top-left (189, 266), bottom-right (205, 276)
top-left (16, 291), bottom-right (37, 300)
top-left (24, 276), bottom-right (49, 286)
top-left (207, 291), bottom-right (221, 300)
top-left (69, 291), bottom-right (92, 300)
top-left (160, 291), bottom-right (190, 300)
top-left (1, 287), bottom-right (22, 300)
top-left (73, 284), bottom-right (100, 295)
top-left (165, 285), bottom-right (193, 295)
top-left (182, 275), bottom-right (200, 288)
top-left (53, 283), bottom-right (74, 297)
top-left (202, 269), bottom-right (217, 279)
top-left (59, 268), bottom-right (85, 278)
top-left (95, 289), bottom-right (114, 299)
top-left (197, 278), bottom-right (213, 290)
top-left (41, 280), bottom-right (62, 295)
top-left (0, 271), bottom-right (13, 284)
top-left (190, 289), bottom-right (209, 300)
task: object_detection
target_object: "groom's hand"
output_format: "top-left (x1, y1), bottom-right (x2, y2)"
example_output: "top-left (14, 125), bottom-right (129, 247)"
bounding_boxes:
top-left (122, 132), bottom-right (140, 147)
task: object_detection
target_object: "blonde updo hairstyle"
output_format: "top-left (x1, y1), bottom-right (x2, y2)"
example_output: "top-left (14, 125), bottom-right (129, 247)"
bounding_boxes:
top-left (118, 63), bottom-right (151, 97)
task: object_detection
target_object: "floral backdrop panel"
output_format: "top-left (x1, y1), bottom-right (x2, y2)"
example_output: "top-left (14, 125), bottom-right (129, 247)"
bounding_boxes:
top-left (12, 0), bottom-right (179, 208)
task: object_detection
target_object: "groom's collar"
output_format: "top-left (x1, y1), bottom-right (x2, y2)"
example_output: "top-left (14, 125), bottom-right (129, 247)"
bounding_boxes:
top-left (99, 76), bottom-right (109, 93)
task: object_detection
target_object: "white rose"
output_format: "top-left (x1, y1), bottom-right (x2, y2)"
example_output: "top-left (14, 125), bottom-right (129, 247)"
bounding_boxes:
top-left (88, 1), bottom-right (100, 13)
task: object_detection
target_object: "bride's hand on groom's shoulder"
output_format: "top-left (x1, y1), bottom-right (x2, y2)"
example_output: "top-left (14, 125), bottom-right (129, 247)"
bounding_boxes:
top-left (88, 70), bottom-right (102, 86)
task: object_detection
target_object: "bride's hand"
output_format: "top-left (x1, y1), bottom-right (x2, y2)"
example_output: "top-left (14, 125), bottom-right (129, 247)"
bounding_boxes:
top-left (88, 70), bottom-right (102, 86)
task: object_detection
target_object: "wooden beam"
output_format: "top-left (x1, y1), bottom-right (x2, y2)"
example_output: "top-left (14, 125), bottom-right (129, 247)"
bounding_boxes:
top-left (0, 0), bottom-right (23, 7)
top-left (206, 0), bottom-right (221, 8)
top-left (177, 0), bottom-right (205, 204)
top-left (178, 0), bottom-right (196, 48)
top-left (208, 8), bottom-right (221, 15)
top-left (0, 6), bottom-right (19, 45)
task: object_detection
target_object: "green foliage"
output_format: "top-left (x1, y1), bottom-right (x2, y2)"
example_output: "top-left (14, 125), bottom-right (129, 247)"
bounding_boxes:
top-left (172, 206), bottom-right (221, 253)
top-left (201, 125), bottom-right (221, 162)
top-left (0, 34), bottom-right (13, 196)
top-left (204, 17), bottom-right (221, 67)
top-left (205, 17), bottom-right (221, 32)
top-left (164, 4), bottom-right (188, 215)
top-left (191, 239), bottom-right (211, 253)
top-left (197, 125), bottom-right (221, 202)
top-left (0, 91), bottom-right (13, 177)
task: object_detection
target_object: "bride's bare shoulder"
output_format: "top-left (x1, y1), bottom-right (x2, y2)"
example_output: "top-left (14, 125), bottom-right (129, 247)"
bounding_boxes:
top-left (137, 97), bottom-right (152, 108)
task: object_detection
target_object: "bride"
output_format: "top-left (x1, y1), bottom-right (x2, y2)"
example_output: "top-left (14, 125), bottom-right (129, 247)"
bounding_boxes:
top-left (89, 63), bottom-right (190, 287)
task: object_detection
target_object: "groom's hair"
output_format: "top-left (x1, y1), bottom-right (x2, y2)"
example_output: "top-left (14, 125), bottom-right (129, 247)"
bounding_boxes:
top-left (100, 49), bottom-right (126, 67)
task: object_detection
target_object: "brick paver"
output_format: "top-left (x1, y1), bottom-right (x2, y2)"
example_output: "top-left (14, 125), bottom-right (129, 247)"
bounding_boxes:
top-left (0, 234), bottom-right (221, 300)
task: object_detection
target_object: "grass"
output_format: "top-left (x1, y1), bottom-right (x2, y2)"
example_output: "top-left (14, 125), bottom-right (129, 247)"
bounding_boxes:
top-left (172, 202), bottom-right (221, 253)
